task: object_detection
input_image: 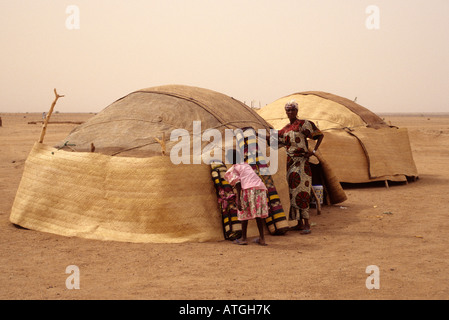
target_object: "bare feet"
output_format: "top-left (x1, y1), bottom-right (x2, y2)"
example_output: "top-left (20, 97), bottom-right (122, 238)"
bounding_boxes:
top-left (233, 239), bottom-right (248, 245)
top-left (253, 238), bottom-right (267, 246)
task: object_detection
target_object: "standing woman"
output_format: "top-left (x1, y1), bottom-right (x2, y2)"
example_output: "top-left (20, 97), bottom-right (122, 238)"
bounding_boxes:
top-left (278, 100), bottom-right (324, 234)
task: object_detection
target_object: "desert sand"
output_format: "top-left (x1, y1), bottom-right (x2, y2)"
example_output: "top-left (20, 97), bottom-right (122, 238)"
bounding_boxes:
top-left (1, 112), bottom-right (448, 300)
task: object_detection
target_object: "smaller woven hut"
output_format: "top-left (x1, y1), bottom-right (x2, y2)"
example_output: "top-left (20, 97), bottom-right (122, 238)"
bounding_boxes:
top-left (258, 91), bottom-right (419, 184)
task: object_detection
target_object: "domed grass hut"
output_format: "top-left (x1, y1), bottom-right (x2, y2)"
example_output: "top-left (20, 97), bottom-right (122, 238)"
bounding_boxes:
top-left (258, 91), bottom-right (418, 185)
top-left (10, 85), bottom-right (288, 243)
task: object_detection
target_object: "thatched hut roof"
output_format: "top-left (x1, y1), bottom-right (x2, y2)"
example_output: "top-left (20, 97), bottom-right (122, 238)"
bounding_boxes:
top-left (57, 84), bottom-right (272, 157)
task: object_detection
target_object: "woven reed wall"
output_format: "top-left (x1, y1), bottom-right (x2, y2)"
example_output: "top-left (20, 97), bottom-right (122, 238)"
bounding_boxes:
top-left (10, 143), bottom-right (224, 243)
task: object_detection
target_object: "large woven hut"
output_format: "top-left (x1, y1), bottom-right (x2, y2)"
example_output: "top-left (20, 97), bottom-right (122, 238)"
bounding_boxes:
top-left (257, 91), bottom-right (419, 184)
top-left (10, 85), bottom-right (346, 243)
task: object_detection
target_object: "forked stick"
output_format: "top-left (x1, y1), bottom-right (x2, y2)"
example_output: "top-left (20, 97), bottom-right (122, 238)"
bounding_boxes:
top-left (154, 132), bottom-right (166, 155)
top-left (38, 88), bottom-right (64, 143)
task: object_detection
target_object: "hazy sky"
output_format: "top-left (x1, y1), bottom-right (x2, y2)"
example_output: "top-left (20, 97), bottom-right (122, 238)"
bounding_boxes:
top-left (1, 0), bottom-right (448, 113)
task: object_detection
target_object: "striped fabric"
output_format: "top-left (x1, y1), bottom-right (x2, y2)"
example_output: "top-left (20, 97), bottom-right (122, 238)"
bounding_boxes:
top-left (210, 161), bottom-right (242, 240)
top-left (234, 128), bottom-right (289, 235)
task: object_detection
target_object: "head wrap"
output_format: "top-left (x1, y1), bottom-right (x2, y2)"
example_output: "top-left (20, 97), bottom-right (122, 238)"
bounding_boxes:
top-left (285, 99), bottom-right (298, 110)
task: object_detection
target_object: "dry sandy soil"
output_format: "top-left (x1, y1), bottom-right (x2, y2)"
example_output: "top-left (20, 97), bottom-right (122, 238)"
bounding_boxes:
top-left (1, 112), bottom-right (448, 300)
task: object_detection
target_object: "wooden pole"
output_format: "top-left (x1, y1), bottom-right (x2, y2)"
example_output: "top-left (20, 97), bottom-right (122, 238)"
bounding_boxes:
top-left (311, 186), bottom-right (322, 215)
top-left (154, 132), bottom-right (166, 155)
top-left (38, 89), bottom-right (64, 143)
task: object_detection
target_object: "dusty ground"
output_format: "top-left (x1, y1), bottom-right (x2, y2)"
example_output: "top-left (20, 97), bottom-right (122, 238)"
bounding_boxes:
top-left (1, 112), bottom-right (448, 300)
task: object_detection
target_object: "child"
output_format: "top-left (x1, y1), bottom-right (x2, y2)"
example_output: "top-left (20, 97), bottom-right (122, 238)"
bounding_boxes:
top-left (224, 149), bottom-right (268, 246)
